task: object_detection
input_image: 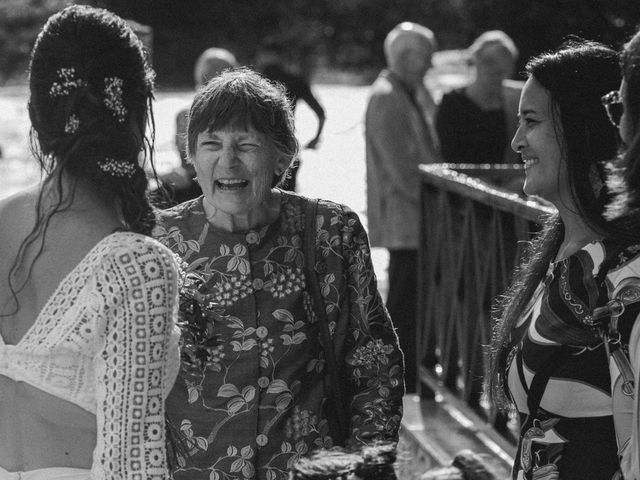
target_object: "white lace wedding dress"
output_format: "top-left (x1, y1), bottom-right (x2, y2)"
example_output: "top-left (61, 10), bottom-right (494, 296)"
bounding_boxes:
top-left (0, 232), bottom-right (180, 480)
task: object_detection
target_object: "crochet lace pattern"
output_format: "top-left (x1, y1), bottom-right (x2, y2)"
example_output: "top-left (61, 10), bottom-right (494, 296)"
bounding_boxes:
top-left (0, 232), bottom-right (180, 479)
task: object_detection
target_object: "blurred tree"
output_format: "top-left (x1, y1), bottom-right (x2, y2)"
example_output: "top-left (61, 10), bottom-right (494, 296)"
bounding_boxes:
top-left (84, 0), bottom-right (466, 85)
top-left (461, 0), bottom-right (640, 76)
top-left (0, 0), bottom-right (68, 84)
top-left (1, 0), bottom-right (640, 86)
top-left (320, 0), bottom-right (465, 75)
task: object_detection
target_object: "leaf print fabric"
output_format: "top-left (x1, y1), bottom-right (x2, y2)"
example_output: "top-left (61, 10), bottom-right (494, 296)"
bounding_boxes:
top-left (154, 192), bottom-right (404, 480)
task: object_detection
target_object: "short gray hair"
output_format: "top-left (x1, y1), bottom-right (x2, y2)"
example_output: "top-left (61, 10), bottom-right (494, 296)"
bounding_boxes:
top-left (468, 30), bottom-right (518, 61)
top-left (187, 68), bottom-right (299, 186)
top-left (383, 22), bottom-right (436, 66)
top-left (193, 47), bottom-right (238, 87)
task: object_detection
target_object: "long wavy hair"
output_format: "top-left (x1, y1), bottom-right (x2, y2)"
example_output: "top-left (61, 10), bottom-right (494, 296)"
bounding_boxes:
top-left (5, 5), bottom-right (158, 315)
top-left (486, 39), bottom-right (621, 410)
top-left (607, 28), bottom-right (640, 219)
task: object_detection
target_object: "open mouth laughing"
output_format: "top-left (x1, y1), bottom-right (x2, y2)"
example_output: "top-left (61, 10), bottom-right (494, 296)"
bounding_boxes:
top-left (215, 178), bottom-right (249, 190)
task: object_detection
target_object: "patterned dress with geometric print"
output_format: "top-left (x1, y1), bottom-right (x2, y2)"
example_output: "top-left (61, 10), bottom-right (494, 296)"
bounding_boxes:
top-left (603, 243), bottom-right (640, 480)
top-left (507, 241), bottom-right (620, 480)
top-left (154, 191), bottom-right (404, 480)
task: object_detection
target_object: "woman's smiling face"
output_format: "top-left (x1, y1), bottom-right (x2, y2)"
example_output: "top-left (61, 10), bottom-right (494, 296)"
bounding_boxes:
top-left (193, 125), bottom-right (288, 221)
top-left (511, 76), bottom-right (570, 206)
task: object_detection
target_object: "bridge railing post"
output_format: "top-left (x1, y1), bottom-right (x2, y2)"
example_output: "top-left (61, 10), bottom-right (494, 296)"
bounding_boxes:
top-left (417, 163), bottom-right (553, 440)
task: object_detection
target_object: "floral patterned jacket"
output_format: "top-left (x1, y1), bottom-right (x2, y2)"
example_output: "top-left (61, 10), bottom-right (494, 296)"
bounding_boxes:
top-left (153, 191), bottom-right (404, 480)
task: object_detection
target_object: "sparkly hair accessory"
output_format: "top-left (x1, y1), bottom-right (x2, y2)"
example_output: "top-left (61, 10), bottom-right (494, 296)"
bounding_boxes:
top-left (98, 157), bottom-right (136, 177)
top-left (103, 77), bottom-right (127, 123)
top-left (64, 114), bottom-right (80, 134)
top-left (49, 68), bottom-right (87, 97)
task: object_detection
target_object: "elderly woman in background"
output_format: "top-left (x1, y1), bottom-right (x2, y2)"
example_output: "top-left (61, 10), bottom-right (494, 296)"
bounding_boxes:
top-left (435, 30), bottom-right (522, 165)
top-left (154, 67), bottom-right (404, 480)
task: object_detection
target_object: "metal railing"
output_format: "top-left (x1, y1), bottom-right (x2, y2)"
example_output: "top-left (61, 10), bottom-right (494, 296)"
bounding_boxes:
top-left (417, 163), bottom-right (554, 436)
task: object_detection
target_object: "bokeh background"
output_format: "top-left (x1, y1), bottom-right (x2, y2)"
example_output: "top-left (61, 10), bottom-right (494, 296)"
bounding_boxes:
top-left (2, 0), bottom-right (640, 298)
top-left (1, 0), bottom-right (640, 87)
top-left (3, 0), bottom-right (640, 228)
top-left (3, 0), bottom-right (640, 277)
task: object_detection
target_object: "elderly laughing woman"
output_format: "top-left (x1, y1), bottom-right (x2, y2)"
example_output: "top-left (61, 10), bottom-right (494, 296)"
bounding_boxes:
top-left (153, 67), bottom-right (404, 480)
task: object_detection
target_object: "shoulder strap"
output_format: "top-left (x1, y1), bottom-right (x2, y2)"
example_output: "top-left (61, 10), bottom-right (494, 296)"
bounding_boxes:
top-left (518, 344), bottom-right (568, 475)
top-left (591, 241), bottom-right (639, 398)
top-left (303, 198), bottom-right (349, 446)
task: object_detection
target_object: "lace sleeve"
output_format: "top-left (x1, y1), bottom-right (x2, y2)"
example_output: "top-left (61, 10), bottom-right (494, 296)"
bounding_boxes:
top-left (91, 236), bottom-right (179, 480)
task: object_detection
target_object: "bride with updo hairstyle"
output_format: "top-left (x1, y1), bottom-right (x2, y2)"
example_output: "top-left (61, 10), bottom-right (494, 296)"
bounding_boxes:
top-left (27, 3), bottom-right (156, 234)
top-left (0, 5), bottom-right (180, 480)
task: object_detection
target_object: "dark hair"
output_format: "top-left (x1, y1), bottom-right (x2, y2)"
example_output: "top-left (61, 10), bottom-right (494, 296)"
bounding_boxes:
top-left (607, 28), bottom-right (640, 217)
top-left (7, 5), bottom-right (157, 312)
top-left (529, 39), bottom-right (620, 229)
top-left (487, 39), bottom-right (620, 409)
top-left (29, 4), bottom-right (156, 230)
top-left (186, 67), bottom-right (299, 187)
top-left (289, 443), bottom-right (397, 480)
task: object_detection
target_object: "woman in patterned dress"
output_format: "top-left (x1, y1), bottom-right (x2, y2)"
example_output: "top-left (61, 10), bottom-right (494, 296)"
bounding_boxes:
top-left (0, 5), bottom-right (180, 479)
top-left (486, 40), bottom-right (628, 479)
top-left (153, 68), bottom-right (404, 480)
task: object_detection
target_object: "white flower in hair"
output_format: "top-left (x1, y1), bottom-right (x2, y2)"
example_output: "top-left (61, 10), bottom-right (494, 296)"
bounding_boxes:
top-left (98, 157), bottom-right (136, 177)
top-left (103, 76), bottom-right (127, 123)
top-left (49, 67), bottom-right (87, 97)
top-left (64, 114), bottom-right (80, 134)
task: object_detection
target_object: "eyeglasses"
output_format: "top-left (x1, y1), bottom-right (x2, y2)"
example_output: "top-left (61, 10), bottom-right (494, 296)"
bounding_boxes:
top-left (601, 90), bottom-right (624, 127)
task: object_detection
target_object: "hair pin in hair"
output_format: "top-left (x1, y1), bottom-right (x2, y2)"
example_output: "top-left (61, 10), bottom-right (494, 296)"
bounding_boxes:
top-left (49, 67), bottom-right (87, 97)
top-left (64, 114), bottom-right (80, 134)
top-left (103, 76), bottom-right (127, 123)
top-left (98, 157), bottom-right (136, 177)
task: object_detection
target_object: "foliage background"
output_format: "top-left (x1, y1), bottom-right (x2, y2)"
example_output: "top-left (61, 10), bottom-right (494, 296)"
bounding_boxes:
top-left (1, 0), bottom-right (640, 87)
